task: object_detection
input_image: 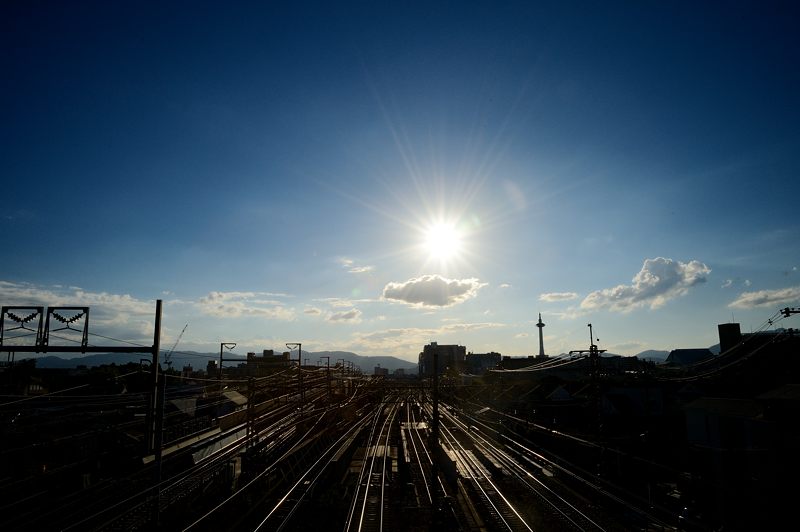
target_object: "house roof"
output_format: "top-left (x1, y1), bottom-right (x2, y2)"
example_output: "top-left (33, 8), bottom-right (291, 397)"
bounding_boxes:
top-left (169, 397), bottom-right (197, 417)
top-left (222, 390), bottom-right (248, 406)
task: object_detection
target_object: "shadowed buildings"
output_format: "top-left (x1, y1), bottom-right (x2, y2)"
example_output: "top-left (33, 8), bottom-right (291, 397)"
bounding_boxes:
top-left (418, 342), bottom-right (466, 377)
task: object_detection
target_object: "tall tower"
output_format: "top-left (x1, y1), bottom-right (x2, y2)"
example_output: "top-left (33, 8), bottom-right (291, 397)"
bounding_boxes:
top-left (536, 313), bottom-right (546, 357)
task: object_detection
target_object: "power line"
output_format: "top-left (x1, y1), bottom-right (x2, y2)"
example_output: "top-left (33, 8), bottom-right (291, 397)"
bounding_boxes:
top-left (0, 383), bottom-right (91, 407)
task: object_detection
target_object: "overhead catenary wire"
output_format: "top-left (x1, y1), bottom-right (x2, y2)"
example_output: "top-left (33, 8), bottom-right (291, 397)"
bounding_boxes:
top-left (0, 382), bottom-right (91, 407)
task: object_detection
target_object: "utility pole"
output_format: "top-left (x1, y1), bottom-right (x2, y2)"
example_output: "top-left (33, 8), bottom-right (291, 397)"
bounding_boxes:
top-left (431, 350), bottom-right (439, 446)
top-left (568, 323), bottom-right (606, 434)
top-left (218, 342), bottom-right (237, 382)
top-left (320, 356), bottom-right (330, 399)
top-left (148, 300), bottom-right (163, 455)
top-left (150, 300), bottom-right (163, 526)
top-left (589, 323), bottom-right (602, 434)
top-left (286, 343), bottom-right (302, 410)
top-left (246, 377), bottom-right (255, 448)
top-left (430, 350), bottom-right (441, 516)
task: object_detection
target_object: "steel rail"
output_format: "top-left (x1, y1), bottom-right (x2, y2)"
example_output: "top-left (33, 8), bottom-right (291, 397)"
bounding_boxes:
top-left (437, 415), bottom-right (530, 531)
top-left (443, 405), bottom-right (603, 531)
top-left (343, 402), bottom-right (384, 532)
top-left (254, 412), bottom-right (373, 531)
top-left (406, 398), bottom-right (433, 505)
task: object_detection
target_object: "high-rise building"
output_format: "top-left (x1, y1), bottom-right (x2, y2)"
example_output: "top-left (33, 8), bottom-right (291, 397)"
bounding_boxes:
top-left (718, 322), bottom-right (742, 353)
top-left (465, 352), bottom-right (501, 374)
top-left (418, 342), bottom-right (466, 376)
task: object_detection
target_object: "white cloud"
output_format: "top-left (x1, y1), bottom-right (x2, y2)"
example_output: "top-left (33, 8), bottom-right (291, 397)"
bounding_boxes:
top-left (580, 257), bottom-right (711, 312)
top-left (197, 291), bottom-right (295, 320)
top-left (545, 307), bottom-right (587, 320)
top-left (0, 281), bottom-right (153, 316)
top-left (327, 308), bottom-right (363, 323)
top-left (338, 257), bottom-right (374, 274)
top-left (304, 307), bottom-right (322, 316)
top-left (441, 322), bottom-right (505, 332)
top-left (315, 297), bottom-right (375, 308)
top-left (348, 327), bottom-right (436, 355)
top-left (345, 322), bottom-right (504, 358)
top-left (539, 292), bottom-right (579, 302)
top-left (515, 332), bottom-right (530, 339)
top-left (722, 278), bottom-right (751, 289)
top-left (728, 286), bottom-right (800, 309)
top-left (499, 283), bottom-right (511, 289)
top-left (382, 274), bottom-right (487, 308)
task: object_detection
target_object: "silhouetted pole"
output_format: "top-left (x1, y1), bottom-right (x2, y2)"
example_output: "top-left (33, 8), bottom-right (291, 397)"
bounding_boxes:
top-left (320, 356), bottom-right (330, 399)
top-left (432, 351), bottom-right (439, 443)
top-left (430, 350), bottom-right (442, 519)
top-left (149, 300), bottom-right (163, 525)
top-left (589, 323), bottom-right (601, 433)
top-left (246, 377), bottom-right (255, 448)
top-left (286, 343), bottom-right (302, 410)
top-left (147, 299), bottom-right (162, 454)
top-left (218, 342), bottom-right (236, 382)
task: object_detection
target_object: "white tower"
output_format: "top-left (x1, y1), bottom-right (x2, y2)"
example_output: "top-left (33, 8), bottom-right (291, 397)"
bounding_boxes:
top-left (536, 313), bottom-right (545, 357)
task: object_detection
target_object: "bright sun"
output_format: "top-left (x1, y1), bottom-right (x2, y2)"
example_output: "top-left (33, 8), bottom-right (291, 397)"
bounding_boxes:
top-left (424, 222), bottom-right (462, 261)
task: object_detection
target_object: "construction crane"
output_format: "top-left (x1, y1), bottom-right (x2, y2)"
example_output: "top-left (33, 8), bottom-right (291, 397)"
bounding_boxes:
top-left (164, 324), bottom-right (188, 370)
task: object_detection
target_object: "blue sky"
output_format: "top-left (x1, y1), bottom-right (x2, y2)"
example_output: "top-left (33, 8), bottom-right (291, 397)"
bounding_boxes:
top-left (2, 1), bottom-right (799, 362)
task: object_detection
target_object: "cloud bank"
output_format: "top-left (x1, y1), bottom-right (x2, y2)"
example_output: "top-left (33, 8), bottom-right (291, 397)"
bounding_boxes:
top-left (580, 257), bottom-right (711, 312)
top-left (728, 286), bottom-right (800, 309)
top-left (382, 274), bottom-right (486, 308)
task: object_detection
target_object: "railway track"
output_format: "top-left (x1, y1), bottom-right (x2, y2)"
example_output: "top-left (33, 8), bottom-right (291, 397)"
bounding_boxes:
top-left (253, 411), bottom-right (373, 531)
top-left (344, 400), bottom-right (399, 532)
top-left (428, 403), bottom-right (533, 532)
top-left (441, 405), bottom-right (605, 532)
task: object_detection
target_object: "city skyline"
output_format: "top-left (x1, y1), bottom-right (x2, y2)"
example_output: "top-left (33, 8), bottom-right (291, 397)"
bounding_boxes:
top-left (2, 2), bottom-right (799, 362)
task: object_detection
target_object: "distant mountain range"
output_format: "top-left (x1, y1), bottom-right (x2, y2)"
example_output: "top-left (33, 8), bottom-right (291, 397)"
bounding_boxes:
top-left (310, 351), bottom-right (417, 372)
top-left (22, 346), bottom-right (716, 370)
top-left (26, 350), bottom-right (418, 372)
top-left (635, 350), bottom-right (670, 362)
